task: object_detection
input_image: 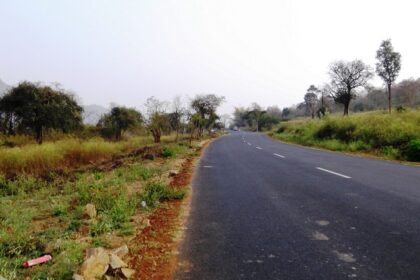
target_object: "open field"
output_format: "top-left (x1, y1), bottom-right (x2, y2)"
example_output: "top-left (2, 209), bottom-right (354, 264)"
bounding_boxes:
top-left (0, 135), bottom-right (210, 279)
top-left (271, 110), bottom-right (420, 162)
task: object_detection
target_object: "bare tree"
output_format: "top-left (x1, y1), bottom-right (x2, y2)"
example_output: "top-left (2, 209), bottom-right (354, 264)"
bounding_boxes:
top-left (329, 60), bottom-right (373, 116)
top-left (376, 39), bottom-right (402, 114)
top-left (144, 96), bottom-right (168, 143)
top-left (304, 85), bottom-right (319, 119)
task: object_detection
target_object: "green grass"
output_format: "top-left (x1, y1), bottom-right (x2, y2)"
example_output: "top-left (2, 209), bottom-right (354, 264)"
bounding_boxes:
top-left (0, 139), bottom-right (196, 279)
top-left (272, 110), bottom-right (420, 161)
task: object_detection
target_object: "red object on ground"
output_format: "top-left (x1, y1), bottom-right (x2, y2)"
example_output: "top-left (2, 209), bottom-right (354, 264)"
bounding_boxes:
top-left (23, 255), bottom-right (52, 268)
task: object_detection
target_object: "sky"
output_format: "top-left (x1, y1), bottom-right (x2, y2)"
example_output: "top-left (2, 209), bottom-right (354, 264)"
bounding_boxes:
top-left (0, 0), bottom-right (419, 115)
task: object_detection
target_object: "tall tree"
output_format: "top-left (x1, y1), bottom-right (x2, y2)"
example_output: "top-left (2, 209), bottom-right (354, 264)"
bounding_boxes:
top-left (97, 106), bottom-right (143, 140)
top-left (304, 85), bottom-right (319, 119)
top-left (0, 82), bottom-right (83, 143)
top-left (245, 103), bottom-right (266, 132)
top-left (376, 39), bottom-right (402, 114)
top-left (328, 60), bottom-right (373, 116)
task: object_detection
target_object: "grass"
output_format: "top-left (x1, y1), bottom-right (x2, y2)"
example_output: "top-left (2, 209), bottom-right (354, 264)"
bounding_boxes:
top-left (272, 109), bottom-right (420, 162)
top-left (0, 136), bottom-right (202, 279)
top-left (0, 134), bottom-right (182, 177)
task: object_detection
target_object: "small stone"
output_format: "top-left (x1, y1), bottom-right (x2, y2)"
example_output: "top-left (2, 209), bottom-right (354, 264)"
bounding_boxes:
top-left (72, 274), bottom-right (84, 280)
top-left (121, 268), bottom-right (135, 279)
top-left (169, 170), bottom-right (178, 177)
top-left (109, 253), bottom-right (128, 269)
top-left (84, 204), bottom-right (97, 219)
top-left (140, 201), bottom-right (147, 208)
top-left (44, 239), bottom-right (63, 253)
top-left (112, 245), bottom-right (129, 258)
top-left (80, 247), bottom-right (109, 280)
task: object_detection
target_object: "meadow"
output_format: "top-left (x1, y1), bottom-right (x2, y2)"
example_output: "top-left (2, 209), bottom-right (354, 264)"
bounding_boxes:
top-left (272, 110), bottom-right (420, 162)
top-left (0, 133), bottom-right (208, 279)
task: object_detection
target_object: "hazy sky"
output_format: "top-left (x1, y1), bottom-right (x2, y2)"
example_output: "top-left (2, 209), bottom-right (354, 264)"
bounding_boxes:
top-left (1, 0), bottom-right (419, 114)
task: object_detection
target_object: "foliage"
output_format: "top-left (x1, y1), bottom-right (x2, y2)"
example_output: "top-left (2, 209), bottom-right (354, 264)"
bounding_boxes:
top-left (273, 110), bottom-right (420, 161)
top-left (376, 39), bottom-right (402, 113)
top-left (0, 82), bottom-right (83, 143)
top-left (97, 106), bottom-right (143, 140)
top-left (140, 182), bottom-right (185, 208)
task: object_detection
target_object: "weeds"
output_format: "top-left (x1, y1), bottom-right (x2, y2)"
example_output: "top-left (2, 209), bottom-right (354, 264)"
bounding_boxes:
top-left (273, 110), bottom-right (420, 161)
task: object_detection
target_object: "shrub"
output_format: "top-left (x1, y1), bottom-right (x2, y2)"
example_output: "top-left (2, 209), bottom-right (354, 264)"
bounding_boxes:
top-left (403, 139), bottom-right (420, 161)
top-left (140, 182), bottom-right (185, 208)
top-left (162, 147), bottom-right (176, 158)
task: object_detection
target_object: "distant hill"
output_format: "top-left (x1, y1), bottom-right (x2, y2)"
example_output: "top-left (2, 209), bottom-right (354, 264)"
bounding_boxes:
top-left (83, 104), bottom-right (109, 125)
top-left (0, 78), bottom-right (10, 95)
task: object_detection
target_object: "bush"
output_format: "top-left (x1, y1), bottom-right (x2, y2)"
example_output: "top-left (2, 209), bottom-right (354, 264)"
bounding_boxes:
top-left (140, 182), bottom-right (185, 208)
top-left (403, 139), bottom-right (420, 161)
top-left (162, 147), bottom-right (176, 158)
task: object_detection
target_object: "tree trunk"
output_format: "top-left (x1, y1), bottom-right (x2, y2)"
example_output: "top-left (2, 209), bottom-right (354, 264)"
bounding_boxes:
top-left (388, 83), bottom-right (392, 114)
top-left (343, 102), bottom-right (349, 116)
top-left (36, 126), bottom-right (43, 144)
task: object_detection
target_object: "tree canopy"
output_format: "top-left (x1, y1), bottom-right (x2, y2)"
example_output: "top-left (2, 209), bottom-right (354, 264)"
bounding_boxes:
top-left (0, 81), bottom-right (83, 143)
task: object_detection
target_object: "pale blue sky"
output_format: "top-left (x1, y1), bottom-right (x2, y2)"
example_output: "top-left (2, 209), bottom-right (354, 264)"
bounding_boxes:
top-left (1, 0), bottom-right (419, 114)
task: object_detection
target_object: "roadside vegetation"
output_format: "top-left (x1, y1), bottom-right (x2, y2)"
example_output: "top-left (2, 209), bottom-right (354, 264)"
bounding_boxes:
top-left (272, 110), bottom-right (420, 162)
top-left (231, 39), bottom-right (420, 163)
top-left (0, 81), bottom-right (225, 279)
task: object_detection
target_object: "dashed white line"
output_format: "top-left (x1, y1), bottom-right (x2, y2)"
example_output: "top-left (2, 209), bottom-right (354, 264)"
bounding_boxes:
top-left (203, 165), bottom-right (213, 168)
top-left (256, 147), bottom-right (262, 150)
top-left (316, 167), bottom-right (351, 179)
top-left (247, 143), bottom-right (252, 146)
top-left (273, 153), bottom-right (286, 158)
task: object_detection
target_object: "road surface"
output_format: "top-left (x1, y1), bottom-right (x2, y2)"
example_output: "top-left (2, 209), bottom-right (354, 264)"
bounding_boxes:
top-left (175, 132), bottom-right (420, 280)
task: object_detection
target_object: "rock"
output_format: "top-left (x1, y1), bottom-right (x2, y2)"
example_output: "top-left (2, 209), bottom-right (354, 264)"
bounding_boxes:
top-left (84, 204), bottom-right (97, 219)
top-left (0, 276), bottom-right (7, 280)
top-left (140, 201), bottom-right (147, 208)
top-left (72, 274), bottom-right (85, 280)
top-left (169, 170), bottom-right (178, 177)
top-left (80, 247), bottom-right (109, 280)
top-left (109, 253), bottom-right (128, 269)
top-left (112, 245), bottom-right (129, 258)
top-left (86, 247), bottom-right (105, 258)
top-left (121, 268), bottom-right (135, 279)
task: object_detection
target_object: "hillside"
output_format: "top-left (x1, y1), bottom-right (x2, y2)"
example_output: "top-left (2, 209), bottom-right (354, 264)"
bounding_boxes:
top-left (82, 104), bottom-right (109, 125)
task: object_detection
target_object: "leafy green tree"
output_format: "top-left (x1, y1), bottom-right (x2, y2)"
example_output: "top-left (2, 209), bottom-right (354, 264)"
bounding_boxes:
top-left (0, 81), bottom-right (83, 143)
top-left (376, 39), bottom-right (402, 114)
top-left (97, 106), bottom-right (143, 140)
top-left (190, 94), bottom-right (225, 137)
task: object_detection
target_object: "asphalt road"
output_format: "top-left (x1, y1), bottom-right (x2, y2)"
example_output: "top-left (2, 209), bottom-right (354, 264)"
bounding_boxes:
top-left (175, 132), bottom-right (420, 280)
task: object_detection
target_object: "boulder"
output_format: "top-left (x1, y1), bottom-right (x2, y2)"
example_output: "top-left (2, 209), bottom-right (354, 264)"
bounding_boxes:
top-left (109, 253), bottom-right (128, 269)
top-left (80, 247), bottom-right (109, 280)
top-left (84, 204), bottom-right (97, 219)
top-left (121, 268), bottom-right (136, 279)
top-left (72, 274), bottom-right (84, 280)
top-left (112, 245), bottom-right (129, 258)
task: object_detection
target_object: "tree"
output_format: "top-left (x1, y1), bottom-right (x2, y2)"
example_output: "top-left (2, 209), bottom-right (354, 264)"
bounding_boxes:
top-left (169, 95), bottom-right (185, 141)
top-left (328, 60), bottom-right (373, 116)
top-left (376, 39), bottom-right (401, 114)
top-left (97, 106), bottom-right (143, 140)
top-left (190, 94), bottom-right (225, 137)
top-left (145, 97), bottom-right (168, 143)
top-left (245, 103), bottom-right (266, 132)
top-left (304, 85), bottom-right (319, 119)
top-left (0, 81), bottom-right (83, 143)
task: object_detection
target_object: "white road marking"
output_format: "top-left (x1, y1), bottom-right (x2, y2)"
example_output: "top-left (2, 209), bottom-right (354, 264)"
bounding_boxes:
top-left (256, 147), bottom-right (262, 150)
top-left (203, 165), bottom-right (213, 168)
top-left (247, 143), bottom-right (252, 146)
top-left (273, 153), bottom-right (285, 158)
top-left (316, 167), bottom-right (351, 179)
